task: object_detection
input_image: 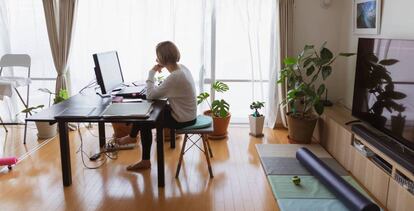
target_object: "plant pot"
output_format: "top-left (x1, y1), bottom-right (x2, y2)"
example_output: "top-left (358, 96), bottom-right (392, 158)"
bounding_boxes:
top-left (286, 113), bottom-right (318, 144)
top-left (249, 115), bottom-right (265, 137)
top-left (35, 122), bottom-right (57, 139)
top-left (204, 110), bottom-right (231, 140)
top-left (111, 123), bottom-right (133, 138)
top-left (111, 123), bottom-right (142, 142)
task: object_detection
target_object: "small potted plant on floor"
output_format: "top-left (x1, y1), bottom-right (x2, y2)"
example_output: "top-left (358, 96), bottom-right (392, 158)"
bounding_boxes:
top-left (21, 104), bottom-right (58, 139)
top-left (249, 101), bottom-right (265, 137)
top-left (278, 42), bottom-right (354, 143)
top-left (26, 88), bottom-right (70, 139)
top-left (197, 81), bottom-right (231, 139)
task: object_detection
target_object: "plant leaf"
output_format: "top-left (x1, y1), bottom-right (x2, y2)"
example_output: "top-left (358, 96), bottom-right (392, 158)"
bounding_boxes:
top-left (379, 59), bottom-right (399, 66)
top-left (284, 57), bottom-right (297, 65)
top-left (317, 84), bottom-right (326, 96)
top-left (339, 53), bottom-right (356, 57)
top-left (322, 66), bottom-right (332, 80)
top-left (38, 88), bottom-right (54, 94)
top-left (314, 101), bottom-right (324, 115)
top-left (306, 66), bottom-right (315, 76)
top-left (212, 99), bottom-right (230, 118)
top-left (212, 81), bottom-right (229, 93)
top-left (304, 45), bottom-right (314, 51)
top-left (368, 54), bottom-right (379, 62)
top-left (303, 58), bottom-right (313, 68)
top-left (197, 92), bottom-right (210, 105)
top-left (320, 48), bottom-right (333, 61)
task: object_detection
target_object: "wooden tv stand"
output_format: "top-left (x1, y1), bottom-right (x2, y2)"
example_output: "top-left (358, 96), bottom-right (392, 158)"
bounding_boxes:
top-left (313, 104), bottom-right (414, 211)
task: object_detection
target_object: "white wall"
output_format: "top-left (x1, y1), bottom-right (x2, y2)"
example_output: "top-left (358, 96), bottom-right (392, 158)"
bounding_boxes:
top-left (293, 0), bottom-right (414, 109)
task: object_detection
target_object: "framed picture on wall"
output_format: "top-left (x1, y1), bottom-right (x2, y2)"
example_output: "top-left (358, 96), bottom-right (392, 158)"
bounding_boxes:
top-left (353, 0), bottom-right (381, 34)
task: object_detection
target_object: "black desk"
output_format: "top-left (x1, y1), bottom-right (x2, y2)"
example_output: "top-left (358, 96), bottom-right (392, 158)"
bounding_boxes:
top-left (26, 92), bottom-right (167, 187)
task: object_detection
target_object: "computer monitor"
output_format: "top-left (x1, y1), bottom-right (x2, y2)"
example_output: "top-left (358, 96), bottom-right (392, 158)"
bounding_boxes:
top-left (93, 51), bottom-right (124, 95)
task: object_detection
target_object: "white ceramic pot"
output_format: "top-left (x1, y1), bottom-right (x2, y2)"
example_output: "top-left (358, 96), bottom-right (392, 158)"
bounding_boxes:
top-left (35, 122), bottom-right (58, 139)
top-left (249, 115), bottom-right (265, 137)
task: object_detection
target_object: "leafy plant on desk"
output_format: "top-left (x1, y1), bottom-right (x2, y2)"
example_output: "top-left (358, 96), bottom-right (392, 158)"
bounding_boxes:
top-left (197, 81), bottom-right (230, 118)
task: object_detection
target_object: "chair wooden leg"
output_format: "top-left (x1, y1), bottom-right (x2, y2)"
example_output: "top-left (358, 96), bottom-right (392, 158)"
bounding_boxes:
top-left (175, 134), bottom-right (188, 178)
top-left (202, 134), bottom-right (214, 178)
top-left (206, 136), bottom-right (213, 157)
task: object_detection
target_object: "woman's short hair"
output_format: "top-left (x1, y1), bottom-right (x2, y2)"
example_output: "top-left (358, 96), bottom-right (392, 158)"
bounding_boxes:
top-left (156, 41), bottom-right (180, 65)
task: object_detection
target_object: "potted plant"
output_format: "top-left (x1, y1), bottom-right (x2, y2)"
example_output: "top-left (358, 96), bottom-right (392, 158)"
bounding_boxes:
top-left (249, 101), bottom-right (265, 137)
top-left (25, 89), bottom-right (70, 139)
top-left (21, 104), bottom-right (58, 139)
top-left (197, 81), bottom-right (230, 139)
top-left (278, 42), bottom-right (354, 143)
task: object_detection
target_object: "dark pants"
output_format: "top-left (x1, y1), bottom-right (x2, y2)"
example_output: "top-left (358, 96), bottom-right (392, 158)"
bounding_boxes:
top-left (130, 109), bottom-right (196, 160)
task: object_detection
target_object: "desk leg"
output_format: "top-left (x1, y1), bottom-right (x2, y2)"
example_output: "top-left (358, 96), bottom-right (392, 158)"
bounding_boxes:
top-left (98, 122), bottom-right (106, 148)
top-left (157, 125), bottom-right (165, 187)
top-left (58, 121), bottom-right (72, 186)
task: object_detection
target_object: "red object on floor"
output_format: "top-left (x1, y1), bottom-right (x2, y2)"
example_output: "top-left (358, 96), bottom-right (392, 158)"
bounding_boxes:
top-left (0, 157), bottom-right (18, 167)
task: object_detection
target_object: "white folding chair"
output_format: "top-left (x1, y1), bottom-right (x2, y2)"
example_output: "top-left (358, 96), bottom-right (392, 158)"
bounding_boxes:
top-left (0, 54), bottom-right (31, 144)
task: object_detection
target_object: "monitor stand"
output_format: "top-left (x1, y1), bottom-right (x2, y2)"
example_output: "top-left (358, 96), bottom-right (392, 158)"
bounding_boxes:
top-left (95, 91), bottom-right (111, 98)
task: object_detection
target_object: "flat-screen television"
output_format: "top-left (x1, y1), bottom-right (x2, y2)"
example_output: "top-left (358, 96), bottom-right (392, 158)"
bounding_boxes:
top-left (352, 38), bottom-right (414, 151)
top-left (93, 51), bottom-right (124, 94)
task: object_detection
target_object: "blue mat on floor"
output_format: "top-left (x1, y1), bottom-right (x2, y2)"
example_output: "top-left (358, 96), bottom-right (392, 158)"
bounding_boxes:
top-left (255, 144), bottom-right (380, 211)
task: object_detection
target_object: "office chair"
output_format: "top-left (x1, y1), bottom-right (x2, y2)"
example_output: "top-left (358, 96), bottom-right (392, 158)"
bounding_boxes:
top-left (0, 54), bottom-right (31, 144)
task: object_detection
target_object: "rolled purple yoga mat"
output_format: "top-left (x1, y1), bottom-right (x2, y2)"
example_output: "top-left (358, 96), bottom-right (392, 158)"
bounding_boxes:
top-left (296, 147), bottom-right (380, 211)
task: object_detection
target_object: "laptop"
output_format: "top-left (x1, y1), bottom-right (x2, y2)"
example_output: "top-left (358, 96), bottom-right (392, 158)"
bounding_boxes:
top-left (93, 51), bottom-right (147, 99)
top-left (101, 102), bottom-right (153, 119)
top-left (115, 84), bottom-right (147, 99)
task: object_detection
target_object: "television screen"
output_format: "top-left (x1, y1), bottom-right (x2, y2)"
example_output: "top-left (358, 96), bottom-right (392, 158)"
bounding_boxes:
top-left (352, 38), bottom-right (414, 150)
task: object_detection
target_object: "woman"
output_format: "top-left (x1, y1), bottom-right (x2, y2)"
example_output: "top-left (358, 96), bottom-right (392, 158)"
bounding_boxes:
top-left (118, 41), bottom-right (197, 171)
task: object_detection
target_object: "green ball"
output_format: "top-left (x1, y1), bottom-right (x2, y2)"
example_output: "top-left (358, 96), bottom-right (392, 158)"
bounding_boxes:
top-left (292, 176), bottom-right (301, 185)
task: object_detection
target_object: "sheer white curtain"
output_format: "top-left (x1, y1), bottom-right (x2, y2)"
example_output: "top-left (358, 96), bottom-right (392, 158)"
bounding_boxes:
top-left (0, 0), bottom-right (16, 122)
top-left (71, 0), bottom-right (208, 95)
top-left (212, 0), bottom-right (277, 123)
top-left (6, 0), bottom-right (56, 121)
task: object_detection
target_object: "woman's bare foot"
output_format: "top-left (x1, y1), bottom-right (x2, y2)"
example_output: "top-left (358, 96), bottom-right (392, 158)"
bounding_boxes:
top-left (126, 160), bottom-right (151, 171)
top-left (115, 135), bottom-right (137, 145)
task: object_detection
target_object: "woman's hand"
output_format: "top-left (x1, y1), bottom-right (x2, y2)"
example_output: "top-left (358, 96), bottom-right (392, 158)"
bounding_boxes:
top-left (152, 64), bottom-right (163, 73)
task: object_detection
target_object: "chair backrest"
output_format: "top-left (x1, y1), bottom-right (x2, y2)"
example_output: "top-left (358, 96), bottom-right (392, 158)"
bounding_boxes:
top-left (0, 54), bottom-right (31, 68)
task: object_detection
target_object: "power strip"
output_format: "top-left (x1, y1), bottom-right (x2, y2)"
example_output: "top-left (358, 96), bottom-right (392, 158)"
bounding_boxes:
top-left (89, 144), bottom-right (135, 161)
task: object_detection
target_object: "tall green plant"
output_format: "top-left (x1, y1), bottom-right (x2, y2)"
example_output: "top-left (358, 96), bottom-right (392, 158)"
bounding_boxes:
top-left (197, 81), bottom-right (230, 118)
top-left (278, 42), bottom-right (354, 118)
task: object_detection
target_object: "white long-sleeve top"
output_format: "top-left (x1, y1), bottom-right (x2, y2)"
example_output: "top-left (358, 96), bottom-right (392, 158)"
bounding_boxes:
top-left (146, 64), bottom-right (197, 122)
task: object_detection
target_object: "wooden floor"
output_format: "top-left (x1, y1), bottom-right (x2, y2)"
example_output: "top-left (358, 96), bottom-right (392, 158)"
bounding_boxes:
top-left (0, 123), bottom-right (55, 159)
top-left (0, 124), bottom-right (289, 211)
